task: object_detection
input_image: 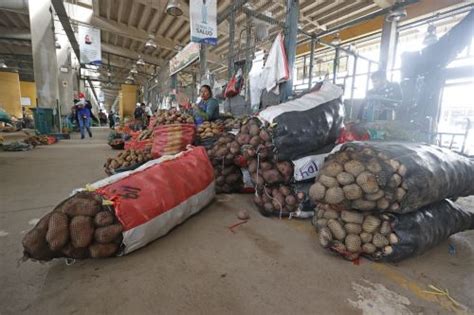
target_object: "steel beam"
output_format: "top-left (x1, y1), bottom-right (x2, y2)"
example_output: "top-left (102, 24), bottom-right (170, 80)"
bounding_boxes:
top-left (227, 7), bottom-right (236, 80)
top-left (379, 17), bottom-right (398, 72)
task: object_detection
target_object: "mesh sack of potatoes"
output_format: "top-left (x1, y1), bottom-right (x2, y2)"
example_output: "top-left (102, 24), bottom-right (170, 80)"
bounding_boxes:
top-left (22, 192), bottom-right (123, 262)
top-left (313, 199), bottom-right (474, 262)
top-left (310, 142), bottom-right (474, 214)
top-left (206, 133), bottom-right (239, 166)
top-left (104, 149), bottom-right (152, 175)
top-left (253, 184), bottom-right (304, 217)
top-left (214, 165), bottom-right (245, 194)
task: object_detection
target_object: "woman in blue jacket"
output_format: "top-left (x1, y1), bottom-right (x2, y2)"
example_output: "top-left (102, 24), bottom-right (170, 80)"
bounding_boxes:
top-left (193, 85), bottom-right (219, 124)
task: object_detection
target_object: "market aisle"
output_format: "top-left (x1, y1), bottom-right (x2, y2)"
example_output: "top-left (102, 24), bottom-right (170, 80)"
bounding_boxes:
top-left (1, 130), bottom-right (473, 314)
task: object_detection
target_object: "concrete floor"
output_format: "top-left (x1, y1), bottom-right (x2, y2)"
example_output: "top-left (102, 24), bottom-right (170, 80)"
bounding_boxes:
top-left (1, 128), bottom-right (473, 315)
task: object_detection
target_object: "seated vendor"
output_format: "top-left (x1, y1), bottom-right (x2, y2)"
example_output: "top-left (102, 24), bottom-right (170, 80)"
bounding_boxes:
top-left (360, 70), bottom-right (403, 121)
top-left (193, 84), bottom-right (219, 124)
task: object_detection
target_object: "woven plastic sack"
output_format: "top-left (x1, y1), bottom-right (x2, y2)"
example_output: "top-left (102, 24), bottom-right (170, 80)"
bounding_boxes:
top-left (258, 81), bottom-right (344, 161)
top-left (151, 123), bottom-right (196, 158)
top-left (94, 146), bottom-right (215, 254)
top-left (124, 138), bottom-right (152, 151)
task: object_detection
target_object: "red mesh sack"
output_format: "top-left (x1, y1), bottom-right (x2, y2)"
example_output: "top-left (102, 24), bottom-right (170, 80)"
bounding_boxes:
top-left (151, 124), bottom-right (196, 158)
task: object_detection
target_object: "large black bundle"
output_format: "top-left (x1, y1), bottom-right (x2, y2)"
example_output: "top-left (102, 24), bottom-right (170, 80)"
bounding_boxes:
top-left (258, 81), bottom-right (344, 161)
top-left (314, 199), bottom-right (473, 262)
top-left (271, 98), bottom-right (344, 161)
top-left (310, 142), bottom-right (474, 214)
top-left (386, 199), bottom-right (473, 262)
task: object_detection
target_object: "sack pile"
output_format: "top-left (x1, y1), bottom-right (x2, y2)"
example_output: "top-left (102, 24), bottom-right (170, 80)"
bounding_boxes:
top-left (22, 192), bottom-right (123, 261)
top-left (23, 147), bottom-right (215, 261)
top-left (310, 142), bottom-right (474, 261)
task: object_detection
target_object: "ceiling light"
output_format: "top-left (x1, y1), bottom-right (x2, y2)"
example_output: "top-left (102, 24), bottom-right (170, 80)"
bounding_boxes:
top-left (0, 59), bottom-right (7, 68)
top-left (166, 0), bottom-right (183, 16)
top-left (386, 8), bottom-right (407, 22)
top-left (107, 70), bottom-right (112, 77)
top-left (126, 74), bottom-right (134, 81)
top-left (330, 33), bottom-right (341, 46)
top-left (130, 65), bottom-right (138, 74)
top-left (145, 34), bottom-right (157, 49)
top-left (137, 55), bottom-right (146, 66)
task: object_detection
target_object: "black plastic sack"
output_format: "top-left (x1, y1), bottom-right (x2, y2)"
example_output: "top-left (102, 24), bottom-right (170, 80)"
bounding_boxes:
top-left (384, 199), bottom-right (473, 262)
top-left (271, 98), bottom-right (344, 161)
top-left (314, 142), bottom-right (474, 214)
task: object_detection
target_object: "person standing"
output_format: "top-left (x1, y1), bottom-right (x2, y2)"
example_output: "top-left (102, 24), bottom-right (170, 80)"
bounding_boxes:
top-left (193, 84), bottom-right (219, 124)
top-left (109, 110), bottom-right (115, 129)
top-left (76, 100), bottom-right (92, 139)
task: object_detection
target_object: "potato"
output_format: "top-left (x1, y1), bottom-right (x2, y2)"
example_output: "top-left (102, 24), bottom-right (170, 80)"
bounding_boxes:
top-left (248, 160), bottom-right (258, 173)
top-left (345, 234), bottom-right (362, 253)
top-left (94, 224), bottom-right (123, 244)
top-left (279, 186), bottom-right (291, 196)
top-left (94, 211), bottom-right (114, 227)
top-left (62, 243), bottom-right (89, 259)
top-left (240, 124), bottom-right (250, 134)
top-left (365, 189), bottom-right (385, 201)
top-left (351, 199), bottom-right (376, 211)
top-left (344, 160), bottom-right (365, 177)
top-left (236, 134), bottom-right (251, 145)
top-left (259, 129), bottom-right (271, 142)
top-left (285, 195), bottom-right (297, 206)
top-left (46, 212), bottom-right (69, 251)
top-left (321, 161), bottom-right (343, 177)
top-left (309, 182), bottom-right (326, 201)
top-left (229, 141), bottom-right (240, 154)
top-left (342, 184), bottom-right (363, 201)
top-left (376, 198), bottom-right (390, 210)
top-left (276, 161), bottom-right (293, 178)
top-left (250, 135), bottom-right (263, 147)
top-left (70, 216), bottom-right (94, 248)
top-left (356, 171), bottom-right (379, 194)
top-left (22, 213), bottom-right (56, 261)
top-left (336, 172), bottom-right (355, 185)
top-left (325, 187), bottom-right (344, 204)
top-left (263, 202), bottom-right (274, 212)
top-left (251, 173), bottom-right (264, 187)
top-left (215, 147), bottom-right (229, 158)
top-left (60, 195), bottom-right (102, 217)
top-left (262, 169), bottom-right (283, 184)
top-left (89, 242), bottom-right (119, 258)
top-left (253, 195), bottom-right (264, 207)
top-left (366, 159), bottom-right (382, 173)
top-left (260, 161), bottom-right (273, 171)
top-left (249, 124), bottom-right (260, 137)
top-left (319, 175), bottom-right (338, 188)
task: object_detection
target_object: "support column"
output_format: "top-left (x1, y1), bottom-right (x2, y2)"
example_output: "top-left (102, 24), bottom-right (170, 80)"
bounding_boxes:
top-left (227, 7), bottom-right (236, 80)
top-left (308, 38), bottom-right (315, 89)
top-left (28, 0), bottom-right (59, 108)
top-left (245, 13), bottom-right (252, 101)
top-left (379, 18), bottom-right (399, 73)
top-left (280, 0), bottom-right (299, 102)
top-left (199, 43), bottom-right (208, 82)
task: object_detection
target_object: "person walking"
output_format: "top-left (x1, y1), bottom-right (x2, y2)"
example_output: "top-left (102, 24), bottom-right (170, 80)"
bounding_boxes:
top-left (76, 100), bottom-right (93, 139)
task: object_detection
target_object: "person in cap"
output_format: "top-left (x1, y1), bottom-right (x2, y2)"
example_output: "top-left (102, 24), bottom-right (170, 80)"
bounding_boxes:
top-left (76, 100), bottom-right (93, 139)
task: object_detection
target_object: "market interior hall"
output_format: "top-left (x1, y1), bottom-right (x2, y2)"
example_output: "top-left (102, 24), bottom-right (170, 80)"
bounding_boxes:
top-left (1, 0), bottom-right (474, 314)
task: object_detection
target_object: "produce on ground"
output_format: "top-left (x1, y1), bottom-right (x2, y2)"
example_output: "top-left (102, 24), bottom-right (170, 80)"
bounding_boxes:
top-left (104, 149), bottom-right (152, 175)
top-left (313, 199), bottom-right (474, 262)
top-left (309, 142), bottom-right (474, 214)
top-left (152, 108), bottom-right (194, 126)
top-left (253, 184), bottom-right (303, 216)
top-left (22, 192), bottom-right (122, 261)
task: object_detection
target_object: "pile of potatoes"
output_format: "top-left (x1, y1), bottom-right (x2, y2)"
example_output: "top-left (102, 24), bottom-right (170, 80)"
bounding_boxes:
top-left (153, 109), bottom-right (194, 126)
top-left (24, 135), bottom-right (50, 146)
top-left (22, 192), bottom-right (123, 261)
top-left (214, 165), bottom-right (244, 194)
top-left (313, 203), bottom-right (399, 260)
top-left (137, 129), bottom-right (153, 141)
top-left (223, 117), bottom-right (243, 131)
top-left (253, 185), bottom-right (304, 215)
top-left (104, 149), bottom-right (152, 175)
top-left (198, 121), bottom-right (224, 140)
top-left (309, 146), bottom-right (408, 212)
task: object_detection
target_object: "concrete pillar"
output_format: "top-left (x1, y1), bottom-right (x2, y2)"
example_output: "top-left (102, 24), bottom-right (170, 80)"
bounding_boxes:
top-left (119, 84), bottom-right (138, 119)
top-left (28, 0), bottom-right (59, 108)
top-left (379, 18), bottom-right (399, 73)
top-left (280, 0), bottom-right (299, 102)
top-left (55, 18), bottom-right (74, 115)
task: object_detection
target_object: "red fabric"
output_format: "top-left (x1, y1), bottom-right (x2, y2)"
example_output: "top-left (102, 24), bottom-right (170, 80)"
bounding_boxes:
top-left (124, 139), bottom-right (152, 151)
top-left (278, 33), bottom-right (290, 80)
top-left (97, 147), bottom-right (214, 231)
top-left (336, 127), bottom-right (369, 144)
top-left (224, 73), bottom-right (243, 98)
top-left (233, 155), bottom-right (248, 168)
top-left (148, 117), bottom-right (157, 129)
top-left (46, 136), bottom-right (57, 145)
top-left (151, 124), bottom-right (196, 158)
